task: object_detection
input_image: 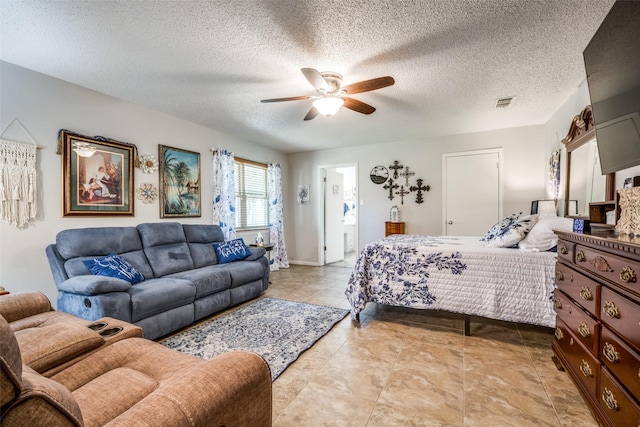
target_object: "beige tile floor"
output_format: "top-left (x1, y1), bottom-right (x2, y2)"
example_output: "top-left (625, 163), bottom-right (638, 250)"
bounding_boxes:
top-left (265, 264), bottom-right (599, 427)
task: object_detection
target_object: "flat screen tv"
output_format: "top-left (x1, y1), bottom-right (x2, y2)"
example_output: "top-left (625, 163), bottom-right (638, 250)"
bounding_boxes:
top-left (583, 1), bottom-right (640, 174)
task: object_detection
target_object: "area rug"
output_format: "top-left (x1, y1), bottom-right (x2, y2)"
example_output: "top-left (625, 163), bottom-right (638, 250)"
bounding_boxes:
top-left (159, 297), bottom-right (349, 380)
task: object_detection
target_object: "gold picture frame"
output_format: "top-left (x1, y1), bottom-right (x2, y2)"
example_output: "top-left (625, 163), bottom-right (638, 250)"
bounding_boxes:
top-left (158, 145), bottom-right (201, 218)
top-left (61, 130), bottom-right (134, 216)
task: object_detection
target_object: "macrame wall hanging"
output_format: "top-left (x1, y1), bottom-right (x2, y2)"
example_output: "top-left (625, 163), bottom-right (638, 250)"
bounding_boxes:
top-left (0, 118), bottom-right (40, 228)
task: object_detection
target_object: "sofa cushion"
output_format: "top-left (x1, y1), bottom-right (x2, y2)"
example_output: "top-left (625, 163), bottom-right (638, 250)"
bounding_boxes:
top-left (56, 226), bottom-right (143, 259)
top-left (137, 223), bottom-right (195, 277)
top-left (63, 250), bottom-right (154, 282)
top-left (213, 239), bottom-right (251, 264)
top-left (220, 261), bottom-right (266, 287)
top-left (167, 267), bottom-right (231, 298)
top-left (128, 279), bottom-right (196, 323)
top-left (83, 254), bottom-right (146, 285)
top-left (183, 224), bottom-right (225, 268)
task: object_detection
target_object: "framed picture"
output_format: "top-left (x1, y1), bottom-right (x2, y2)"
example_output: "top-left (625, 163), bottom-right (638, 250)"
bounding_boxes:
top-left (297, 185), bottom-right (310, 204)
top-left (159, 145), bottom-right (201, 218)
top-left (61, 130), bottom-right (134, 216)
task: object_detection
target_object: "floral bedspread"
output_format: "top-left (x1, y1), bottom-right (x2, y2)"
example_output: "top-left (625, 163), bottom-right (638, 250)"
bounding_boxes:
top-left (345, 235), bottom-right (557, 327)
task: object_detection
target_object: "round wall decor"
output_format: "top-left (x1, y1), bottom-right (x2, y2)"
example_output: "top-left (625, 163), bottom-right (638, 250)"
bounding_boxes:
top-left (370, 165), bottom-right (389, 184)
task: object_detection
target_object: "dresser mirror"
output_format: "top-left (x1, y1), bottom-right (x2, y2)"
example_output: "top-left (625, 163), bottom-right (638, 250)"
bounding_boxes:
top-left (562, 105), bottom-right (614, 217)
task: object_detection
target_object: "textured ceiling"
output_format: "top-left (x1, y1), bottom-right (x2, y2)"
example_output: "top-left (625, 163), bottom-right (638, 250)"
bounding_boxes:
top-left (0, 0), bottom-right (616, 153)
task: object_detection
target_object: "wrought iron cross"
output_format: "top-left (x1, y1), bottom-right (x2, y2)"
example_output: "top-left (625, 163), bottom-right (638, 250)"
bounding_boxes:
top-left (399, 166), bottom-right (415, 185)
top-left (409, 178), bottom-right (430, 204)
top-left (383, 178), bottom-right (399, 200)
top-left (388, 161), bottom-right (404, 179)
top-left (395, 185), bottom-right (410, 205)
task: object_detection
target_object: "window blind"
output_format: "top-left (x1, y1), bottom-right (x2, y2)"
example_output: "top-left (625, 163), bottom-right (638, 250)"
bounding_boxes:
top-left (234, 158), bottom-right (268, 229)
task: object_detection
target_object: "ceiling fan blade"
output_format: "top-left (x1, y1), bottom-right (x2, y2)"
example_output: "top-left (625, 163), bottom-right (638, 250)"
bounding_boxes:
top-left (301, 68), bottom-right (328, 91)
top-left (304, 106), bottom-right (320, 121)
top-left (342, 76), bottom-right (395, 94)
top-left (343, 97), bottom-right (376, 115)
top-left (260, 95), bottom-right (312, 103)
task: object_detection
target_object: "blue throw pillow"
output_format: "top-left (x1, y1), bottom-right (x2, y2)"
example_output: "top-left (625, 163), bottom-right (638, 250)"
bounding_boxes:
top-left (213, 238), bottom-right (251, 263)
top-left (82, 254), bottom-right (145, 285)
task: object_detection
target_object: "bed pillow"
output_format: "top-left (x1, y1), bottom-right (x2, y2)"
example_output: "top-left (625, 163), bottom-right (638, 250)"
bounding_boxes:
top-left (480, 212), bottom-right (522, 242)
top-left (518, 215), bottom-right (574, 252)
top-left (213, 238), bottom-right (251, 263)
top-left (487, 214), bottom-right (539, 248)
top-left (82, 254), bottom-right (145, 285)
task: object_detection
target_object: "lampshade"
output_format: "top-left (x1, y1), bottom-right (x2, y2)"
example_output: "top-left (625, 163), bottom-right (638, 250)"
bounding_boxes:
top-left (530, 200), bottom-right (557, 216)
top-left (313, 97), bottom-right (344, 117)
top-left (73, 142), bottom-right (96, 158)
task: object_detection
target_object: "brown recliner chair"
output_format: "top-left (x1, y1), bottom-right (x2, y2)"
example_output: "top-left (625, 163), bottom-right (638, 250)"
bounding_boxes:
top-left (0, 295), bottom-right (272, 426)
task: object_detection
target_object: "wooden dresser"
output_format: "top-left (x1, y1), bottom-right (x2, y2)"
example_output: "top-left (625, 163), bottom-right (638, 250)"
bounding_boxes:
top-left (553, 230), bottom-right (640, 426)
top-left (384, 221), bottom-right (405, 237)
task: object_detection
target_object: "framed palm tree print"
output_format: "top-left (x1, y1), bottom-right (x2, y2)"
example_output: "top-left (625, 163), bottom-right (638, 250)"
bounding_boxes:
top-left (158, 145), bottom-right (201, 218)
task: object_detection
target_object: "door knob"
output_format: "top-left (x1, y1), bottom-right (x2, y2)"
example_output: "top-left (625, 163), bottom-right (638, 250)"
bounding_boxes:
top-left (447, 221), bottom-right (453, 224)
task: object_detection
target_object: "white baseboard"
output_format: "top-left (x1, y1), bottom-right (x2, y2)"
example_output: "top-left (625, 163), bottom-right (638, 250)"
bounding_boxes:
top-left (287, 260), bottom-right (322, 267)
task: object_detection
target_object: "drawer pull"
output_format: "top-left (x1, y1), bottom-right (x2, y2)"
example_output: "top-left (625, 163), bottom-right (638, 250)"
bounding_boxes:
top-left (556, 271), bottom-right (564, 281)
top-left (589, 255), bottom-right (613, 273)
top-left (603, 342), bottom-right (620, 363)
top-left (578, 322), bottom-right (590, 338)
top-left (603, 301), bottom-right (620, 319)
top-left (554, 327), bottom-right (564, 340)
top-left (620, 266), bottom-right (637, 283)
top-left (577, 251), bottom-right (586, 262)
top-left (579, 287), bottom-right (593, 301)
top-left (553, 298), bottom-right (562, 310)
top-left (579, 360), bottom-right (592, 377)
top-left (560, 245), bottom-right (568, 255)
top-left (601, 388), bottom-right (619, 411)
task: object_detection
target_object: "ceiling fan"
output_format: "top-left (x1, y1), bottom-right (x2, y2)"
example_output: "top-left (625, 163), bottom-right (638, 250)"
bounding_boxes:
top-left (260, 68), bottom-right (395, 121)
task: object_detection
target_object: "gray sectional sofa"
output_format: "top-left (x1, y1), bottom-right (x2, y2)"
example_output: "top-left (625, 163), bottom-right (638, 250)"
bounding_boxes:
top-left (45, 222), bottom-right (269, 339)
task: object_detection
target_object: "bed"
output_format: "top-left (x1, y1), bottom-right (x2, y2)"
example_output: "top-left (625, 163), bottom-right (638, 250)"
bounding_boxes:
top-left (345, 214), bottom-right (574, 334)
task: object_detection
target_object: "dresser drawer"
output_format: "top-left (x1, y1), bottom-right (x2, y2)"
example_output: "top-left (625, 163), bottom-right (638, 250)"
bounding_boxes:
top-left (554, 317), bottom-right (599, 396)
top-left (576, 244), bottom-right (640, 297)
top-left (555, 262), bottom-right (600, 315)
top-left (554, 290), bottom-right (599, 355)
top-left (557, 239), bottom-right (575, 263)
top-left (600, 325), bottom-right (640, 400)
top-left (601, 287), bottom-right (640, 353)
top-left (598, 366), bottom-right (640, 427)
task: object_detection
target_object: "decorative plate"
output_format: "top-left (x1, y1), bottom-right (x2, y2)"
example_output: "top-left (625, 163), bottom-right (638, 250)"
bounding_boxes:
top-left (370, 165), bottom-right (389, 184)
top-left (136, 183), bottom-right (158, 204)
top-left (138, 154), bottom-right (159, 173)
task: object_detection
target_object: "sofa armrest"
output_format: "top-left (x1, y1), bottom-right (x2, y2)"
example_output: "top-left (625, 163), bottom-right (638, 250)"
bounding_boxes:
top-left (57, 276), bottom-right (131, 296)
top-left (0, 292), bottom-right (53, 323)
top-left (245, 246), bottom-right (266, 261)
top-left (15, 323), bottom-right (105, 373)
top-left (111, 351), bottom-right (272, 427)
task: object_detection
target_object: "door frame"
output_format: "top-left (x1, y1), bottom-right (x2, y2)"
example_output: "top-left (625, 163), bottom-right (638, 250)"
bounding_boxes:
top-left (441, 148), bottom-right (503, 235)
top-left (317, 162), bottom-right (359, 266)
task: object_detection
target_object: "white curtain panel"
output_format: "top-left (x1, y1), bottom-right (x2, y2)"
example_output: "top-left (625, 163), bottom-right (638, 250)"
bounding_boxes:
top-left (267, 163), bottom-right (289, 271)
top-left (211, 149), bottom-right (236, 240)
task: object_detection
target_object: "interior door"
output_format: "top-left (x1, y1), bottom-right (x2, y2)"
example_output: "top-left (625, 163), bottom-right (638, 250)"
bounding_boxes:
top-left (324, 169), bottom-right (344, 264)
top-left (443, 150), bottom-right (501, 236)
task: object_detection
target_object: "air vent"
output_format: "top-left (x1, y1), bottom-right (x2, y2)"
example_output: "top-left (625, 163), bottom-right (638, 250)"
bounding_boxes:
top-left (495, 97), bottom-right (514, 108)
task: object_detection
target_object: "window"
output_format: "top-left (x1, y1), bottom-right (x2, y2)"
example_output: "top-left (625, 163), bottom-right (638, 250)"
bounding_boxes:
top-left (234, 158), bottom-right (268, 229)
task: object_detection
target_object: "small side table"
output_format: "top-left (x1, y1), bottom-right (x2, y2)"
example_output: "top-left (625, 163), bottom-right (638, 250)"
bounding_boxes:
top-left (249, 244), bottom-right (274, 262)
top-left (385, 221), bottom-right (405, 237)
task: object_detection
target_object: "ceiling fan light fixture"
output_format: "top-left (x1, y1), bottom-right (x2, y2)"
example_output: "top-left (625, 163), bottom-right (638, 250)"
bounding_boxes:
top-left (313, 97), bottom-right (344, 117)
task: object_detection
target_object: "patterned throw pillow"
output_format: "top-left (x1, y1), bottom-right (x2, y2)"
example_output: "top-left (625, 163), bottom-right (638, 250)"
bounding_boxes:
top-left (487, 214), bottom-right (539, 248)
top-left (213, 238), bottom-right (251, 264)
top-left (82, 254), bottom-right (145, 285)
top-left (480, 212), bottom-right (522, 241)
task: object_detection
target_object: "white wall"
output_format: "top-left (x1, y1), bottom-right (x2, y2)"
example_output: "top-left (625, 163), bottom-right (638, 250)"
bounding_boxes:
top-left (286, 125), bottom-right (547, 265)
top-left (0, 61), bottom-right (287, 306)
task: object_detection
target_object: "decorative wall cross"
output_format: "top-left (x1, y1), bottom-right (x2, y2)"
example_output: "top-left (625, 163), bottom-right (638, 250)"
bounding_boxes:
top-left (399, 166), bottom-right (415, 185)
top-left (409, 178), bottom-right (430, 204)
top-left (395, 185), bottom-right (410, 205)
top-left (388, 161), bottom-right (404, 179)
top-left (383, 178), bottom-right (399, 200)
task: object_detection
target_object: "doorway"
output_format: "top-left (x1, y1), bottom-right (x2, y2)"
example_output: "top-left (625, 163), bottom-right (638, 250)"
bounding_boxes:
top-left (442, 149), bottom-right (502, 236)
top-left (319, 164), bottom-right (358, 268)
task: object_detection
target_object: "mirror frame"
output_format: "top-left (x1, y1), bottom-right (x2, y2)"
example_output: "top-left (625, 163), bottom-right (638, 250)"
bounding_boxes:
top-left (561, 105), bottom-right (615, 217)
